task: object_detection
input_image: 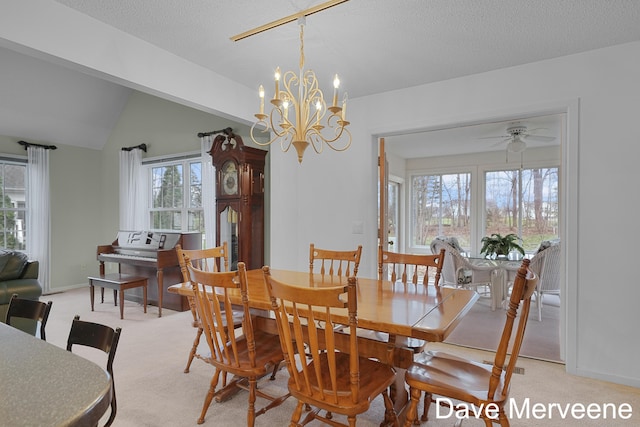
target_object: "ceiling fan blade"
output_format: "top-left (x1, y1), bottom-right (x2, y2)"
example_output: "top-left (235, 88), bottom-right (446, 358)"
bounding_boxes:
top-left (524, 127), bottom-right (548, 133)
top-left (479, 135), bottom-right (510, 140)
top-left (524, 135), bottom-right (556, 142)
top-left (490, 138), bottom-right (511, 147)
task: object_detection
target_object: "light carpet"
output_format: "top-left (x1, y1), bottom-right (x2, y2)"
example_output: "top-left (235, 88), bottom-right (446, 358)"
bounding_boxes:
top-left (444, 293), bottom-right (561, 363)
top-left (39, 287), bottom-right (639, 426)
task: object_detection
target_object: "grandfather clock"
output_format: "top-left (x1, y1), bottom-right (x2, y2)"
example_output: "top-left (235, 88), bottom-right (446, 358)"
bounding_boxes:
top-left (209, 132), bottom-right (267, 271)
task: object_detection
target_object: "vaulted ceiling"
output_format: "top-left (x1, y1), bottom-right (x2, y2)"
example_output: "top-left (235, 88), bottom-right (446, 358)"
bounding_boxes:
top-left (2, 1), bottom-right (640, 154)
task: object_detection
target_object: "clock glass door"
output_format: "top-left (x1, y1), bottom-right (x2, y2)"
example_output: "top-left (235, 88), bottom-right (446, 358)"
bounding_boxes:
top-left (219, 205), bottom-right (239, 270)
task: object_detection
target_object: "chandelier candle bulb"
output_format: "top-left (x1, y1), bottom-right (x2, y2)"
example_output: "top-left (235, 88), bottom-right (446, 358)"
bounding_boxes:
top-left (332, 74), bottom-right (340, 106)
top-left (341, 93), bottom-right (347, 121)
top-left (258, 85), bottom-right (265, 115)
top-left (274, 67), bottom-right (281, 100)
top-left (315, 99), bottom-right (322, 125)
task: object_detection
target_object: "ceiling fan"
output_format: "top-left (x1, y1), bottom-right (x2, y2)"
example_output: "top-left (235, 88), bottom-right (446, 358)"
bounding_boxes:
top-left (481, 123), bottom-right (556, 153)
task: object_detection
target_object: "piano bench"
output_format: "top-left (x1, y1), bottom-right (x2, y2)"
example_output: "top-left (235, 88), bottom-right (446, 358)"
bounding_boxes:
top-left (88, 273), bottom-right (148, 320)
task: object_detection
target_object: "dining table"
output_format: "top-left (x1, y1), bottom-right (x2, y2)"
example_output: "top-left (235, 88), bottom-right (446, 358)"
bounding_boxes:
top-left (0, 322), bottom-right (112, 427)
top-left (169, 268), bottom-right (479, 415)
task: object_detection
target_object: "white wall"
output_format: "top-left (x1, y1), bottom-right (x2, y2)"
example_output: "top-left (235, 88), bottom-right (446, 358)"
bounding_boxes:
top-left (0, 136), bottom-right (105, 292)
top-left (270, 41), bottom-right (640, 387)
top-left (3, 0), bottom-right (639, 388)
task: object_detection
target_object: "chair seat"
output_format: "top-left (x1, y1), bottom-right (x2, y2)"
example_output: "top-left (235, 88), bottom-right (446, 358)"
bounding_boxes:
top-left (210, 329), bottom-right (284, 376)
top-left (408, 350), bottom-right (507, 406)
top-left (288, 352), bottom-right (396, 416)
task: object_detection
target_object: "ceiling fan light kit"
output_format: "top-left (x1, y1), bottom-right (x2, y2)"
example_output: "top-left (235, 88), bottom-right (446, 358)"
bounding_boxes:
top-left (507, 136), bottom-right (527, 153)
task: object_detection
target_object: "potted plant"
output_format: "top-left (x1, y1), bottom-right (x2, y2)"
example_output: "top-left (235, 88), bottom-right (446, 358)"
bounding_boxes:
top-left (480, 233), bottom-right (525, 259)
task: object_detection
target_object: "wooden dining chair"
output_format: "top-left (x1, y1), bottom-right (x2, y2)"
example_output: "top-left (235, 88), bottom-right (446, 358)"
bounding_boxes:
top-left (309, 243), bottom-right (362, 277)
top-left (403, 258), bottom-right (538, 426)
top-left (5, 293), bottom-right (53, 341)
top-left (176, 243), bottom-right (243, 373)
top-left (187, 260), bottom-right (289, 426)
top-left (379, 247), bottom-right (445, 288)
top-left (67, 315), bottom-right (122, 427)
top-left (263, 267), bottom-right (399, 427)
top-left (377, 247), bottom-right (446, 351)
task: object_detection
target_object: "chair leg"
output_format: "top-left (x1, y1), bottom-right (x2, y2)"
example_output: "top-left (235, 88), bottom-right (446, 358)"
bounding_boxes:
top-left (403, 387), bottom-right (421, 427)
top-left (247, 378), bottom-right (257, 427)
top-left (184, 327), bottom-right (203, 373)
top-left (381, 390), bottom-right (398, 426)
top-left (537, 291), bottom-right (542, 321)
top-left (421, 391), bottom-right (431, 422)
top-left (289, 401), bottom-right (305, 427)
top-left (497, 408), bottom-right (510, 427)
top-left (197, 368), bottom-right (222, 424)
top-left (269, 361), bottom-right (281, 380)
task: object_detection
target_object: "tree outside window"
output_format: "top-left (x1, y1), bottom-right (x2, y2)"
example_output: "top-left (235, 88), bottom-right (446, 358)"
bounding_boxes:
top-left (485, 167), bottom-right (558, 253)
top-left (0, 162), bottom-right (27, 251)
top-left (149, 159), bottom-right (203, 233)
top-left (411, 172), bottom-right (471, 250)
top-left (410, 166), bottom-right (558, 255)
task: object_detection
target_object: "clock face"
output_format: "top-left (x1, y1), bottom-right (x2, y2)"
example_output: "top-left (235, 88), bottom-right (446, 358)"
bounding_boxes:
top-left (221, 161), bottom-right (238, 195)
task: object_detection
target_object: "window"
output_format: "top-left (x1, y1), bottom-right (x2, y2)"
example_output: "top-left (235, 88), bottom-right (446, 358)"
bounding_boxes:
top-left (0, 160), bottom-right (27, 250)
top-left (387, 179), bottom-right (401, 251)
top-left (410, 172), bottom-right (471, 249)
top-left (409, 165), bottom-right (559, 255)
top-left (148, 157), bottom-right (203, 233)
top-left (485, 167), bottom-right (558, 253)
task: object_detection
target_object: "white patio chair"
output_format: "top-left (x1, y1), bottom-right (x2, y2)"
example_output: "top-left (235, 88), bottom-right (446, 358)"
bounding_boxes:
top-left (505, 240), bottom-right (561, 321)
top-left (430, 237), bottom-right (500, 310)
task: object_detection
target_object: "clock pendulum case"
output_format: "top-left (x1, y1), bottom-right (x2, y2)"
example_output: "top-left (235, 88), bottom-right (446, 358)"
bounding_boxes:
top-left (209, 132), bottom-right (267, 270)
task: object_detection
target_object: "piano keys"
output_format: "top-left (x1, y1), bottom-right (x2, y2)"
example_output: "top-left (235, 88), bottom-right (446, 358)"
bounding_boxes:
top-left (97, 231), bottom-right (201, 317)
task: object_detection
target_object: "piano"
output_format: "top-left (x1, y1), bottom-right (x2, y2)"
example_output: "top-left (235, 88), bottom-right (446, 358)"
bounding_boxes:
top-left (97, 231), bottom-right (201, 317)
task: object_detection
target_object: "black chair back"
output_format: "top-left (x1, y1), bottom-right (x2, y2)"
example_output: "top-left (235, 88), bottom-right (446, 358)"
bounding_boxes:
top-left (6, 293), bottom-right (52, 340)
top-left (67, 315), bottom-right (122, 427)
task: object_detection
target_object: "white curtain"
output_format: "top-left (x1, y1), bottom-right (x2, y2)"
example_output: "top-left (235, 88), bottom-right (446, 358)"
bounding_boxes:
top-left (201, 135), bottom-right (217, 248)
top-left (26, 146), bottom-right (51, 293)
top-left (119, 148), bottom-right (148, 230)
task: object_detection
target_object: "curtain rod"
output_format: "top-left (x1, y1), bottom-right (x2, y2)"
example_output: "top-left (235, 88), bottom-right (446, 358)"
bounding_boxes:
top-left (17, 140), bottom-right (57, 150)
top-left (121, 143), bottom-right (147, 152)
top-left (197, 127), bottom-right (234, 138)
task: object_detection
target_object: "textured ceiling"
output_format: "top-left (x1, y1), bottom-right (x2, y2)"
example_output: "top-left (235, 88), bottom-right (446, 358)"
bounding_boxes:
top-left (53, 0), bottom-right (640, 98)
top-left (3, 1), bottom-right (640, 152)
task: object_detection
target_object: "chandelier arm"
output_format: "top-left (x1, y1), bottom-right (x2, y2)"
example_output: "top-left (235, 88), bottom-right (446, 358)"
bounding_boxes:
top-left (279, 133), bottom-right (294, 153)
top-left (324, 128), bottom-right (352, 152)
top-left (249, 13), bottom-right (350, 162)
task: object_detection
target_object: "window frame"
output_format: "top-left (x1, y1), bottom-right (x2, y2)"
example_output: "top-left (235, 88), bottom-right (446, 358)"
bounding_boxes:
top-left (145, 153), bottom-right (204, 233)
top-left (407, 165), bottom-right (474, 254)
top-left (480, 162), bottom-right (559, 254)
top-left (408, 160), bottom-right (559, 256)
top-left (0, 156), bottom-right (28, 252)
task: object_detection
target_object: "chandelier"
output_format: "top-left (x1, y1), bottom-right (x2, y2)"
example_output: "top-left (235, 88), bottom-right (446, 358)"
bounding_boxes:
top-left (249, 16), bottom-right (351, 163)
